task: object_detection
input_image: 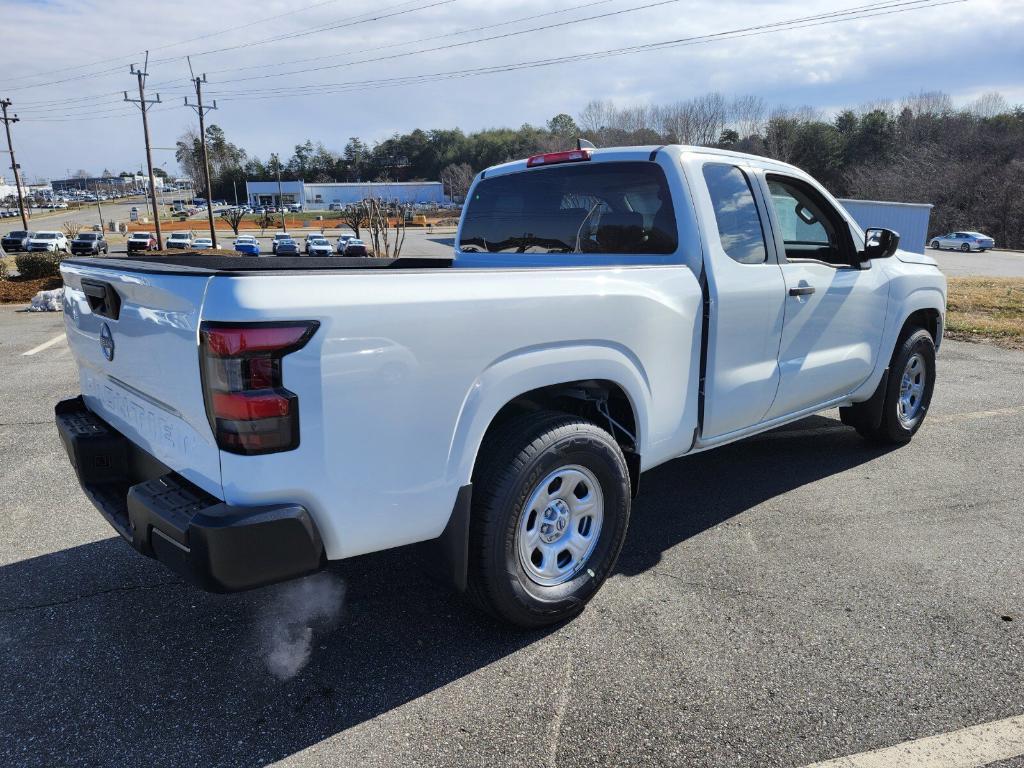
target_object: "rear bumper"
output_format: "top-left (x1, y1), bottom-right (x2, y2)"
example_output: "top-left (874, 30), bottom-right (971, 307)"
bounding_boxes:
top-left (55, 396), bottom-right (324, 592)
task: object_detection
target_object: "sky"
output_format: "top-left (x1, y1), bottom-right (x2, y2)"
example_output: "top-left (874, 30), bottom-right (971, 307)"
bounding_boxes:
top-left (1, 0), bottom-right (1022, 181)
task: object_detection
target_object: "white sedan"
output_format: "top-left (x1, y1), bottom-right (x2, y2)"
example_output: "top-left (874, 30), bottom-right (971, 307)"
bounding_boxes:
top-left (193, 237), bottom-right (214, 250)
top-left (929, 231), bottom-right (995, 252)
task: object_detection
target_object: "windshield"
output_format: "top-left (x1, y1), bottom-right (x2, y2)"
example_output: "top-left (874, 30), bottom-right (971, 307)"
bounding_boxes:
top-left (36, 233), bottom-right (57, 239)
top-left (130, 234), bottom-right (150, 239)
top-left (459, 161), bottom-right (677, 255)
top-left (8, 231), bottom-right (28, 238)
top-left (310, 236), bottom-right (327, 243)
top-left (76, 233), bottom-right (99, 240)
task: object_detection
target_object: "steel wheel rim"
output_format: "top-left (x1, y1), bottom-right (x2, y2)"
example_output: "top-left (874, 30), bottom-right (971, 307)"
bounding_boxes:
top-left (898, 352), bottom-right (927, 428)
top-left (516, 464), bottom-right (605, 587)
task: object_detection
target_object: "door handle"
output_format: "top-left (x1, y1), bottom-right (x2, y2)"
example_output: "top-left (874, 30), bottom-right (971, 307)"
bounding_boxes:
top-left (789, 286), bottom-right (816, 297)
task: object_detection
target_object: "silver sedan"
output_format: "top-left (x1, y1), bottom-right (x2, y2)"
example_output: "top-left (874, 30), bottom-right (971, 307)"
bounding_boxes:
top-left (929, 231), bottom-right (995, 252)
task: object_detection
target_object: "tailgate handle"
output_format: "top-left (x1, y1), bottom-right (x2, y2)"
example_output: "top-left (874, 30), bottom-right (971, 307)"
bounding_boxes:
top-left (80, 279), bottom-right (122, 320)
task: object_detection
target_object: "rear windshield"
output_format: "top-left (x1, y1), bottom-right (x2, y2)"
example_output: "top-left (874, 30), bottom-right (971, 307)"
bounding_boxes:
top-left (459, 161), bottom-right (677, 255)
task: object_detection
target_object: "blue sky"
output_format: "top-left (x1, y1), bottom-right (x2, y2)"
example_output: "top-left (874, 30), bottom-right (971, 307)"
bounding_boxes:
top-left (2, 0), bottom-right (1022, 180)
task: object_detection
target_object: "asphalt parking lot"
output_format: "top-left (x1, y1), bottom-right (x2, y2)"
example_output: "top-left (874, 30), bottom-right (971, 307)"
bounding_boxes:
top-left (1, 304), bottom-right (1022, 767)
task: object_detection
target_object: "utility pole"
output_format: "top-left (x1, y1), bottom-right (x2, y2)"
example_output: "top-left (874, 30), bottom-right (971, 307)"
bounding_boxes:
top-left (1, 99), bottom-right (29, 230)
top-left (277, 164), bottom-right (287, 234)
top-left (232, 180), bottom-right (238, 207)
top-left (184, 64), bottom-right (218, 248)
top-left (124, 53), bottom-right (163, 249)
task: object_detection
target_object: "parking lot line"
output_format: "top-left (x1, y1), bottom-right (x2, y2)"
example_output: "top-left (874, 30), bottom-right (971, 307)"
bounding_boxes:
top-left (800, 714), bottom-right (1024, 767)
top-left (21, 333), bottom-right (66, 356)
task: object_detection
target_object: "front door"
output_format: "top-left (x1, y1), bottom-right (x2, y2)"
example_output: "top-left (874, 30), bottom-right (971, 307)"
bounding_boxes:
top-left (758, 173), bottom-right (888, 420)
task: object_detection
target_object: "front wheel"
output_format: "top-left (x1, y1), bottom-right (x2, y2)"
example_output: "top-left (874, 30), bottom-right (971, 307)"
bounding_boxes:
top-left (930, 240), bottom-right (941, 249)
top-left (853, 328), bottom-right (936, 444)
top-left (961, 243), bottom-right (971, 252)
top-left (467, 411), bottom-right (631, 627)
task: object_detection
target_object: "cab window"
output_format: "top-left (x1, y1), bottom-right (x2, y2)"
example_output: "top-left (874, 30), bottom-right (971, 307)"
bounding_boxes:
top-left (702, 163), bottom-right (766, 264)
top-left (765, 175), bottom-right (855, 266)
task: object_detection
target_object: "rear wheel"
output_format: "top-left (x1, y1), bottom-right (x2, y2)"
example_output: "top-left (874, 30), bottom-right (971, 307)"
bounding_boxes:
top-left (467, 411), bottom-right (631, 627)
top-left (851, 328), bottom-right (936, 444)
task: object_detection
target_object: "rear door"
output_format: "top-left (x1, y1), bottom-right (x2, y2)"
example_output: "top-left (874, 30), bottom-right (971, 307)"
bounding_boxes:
top-left (689, 160), bottom-right (787, 439)
top-left (61, 260), bottom-right (223, 497)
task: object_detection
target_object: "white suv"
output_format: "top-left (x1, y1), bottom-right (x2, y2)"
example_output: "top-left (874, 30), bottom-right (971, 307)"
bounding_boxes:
top-left (26, 231), bottom-right (69, 252)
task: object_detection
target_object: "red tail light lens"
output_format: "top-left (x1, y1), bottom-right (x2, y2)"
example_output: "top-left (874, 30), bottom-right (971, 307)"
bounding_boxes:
top-left (526, 149), bottom-right (592, 167)
top-left (199, 321), bottom-right (319, 455)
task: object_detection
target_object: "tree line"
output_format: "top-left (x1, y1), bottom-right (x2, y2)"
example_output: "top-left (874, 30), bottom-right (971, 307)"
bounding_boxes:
top-left (175, 89), bottom-right (1024, 248)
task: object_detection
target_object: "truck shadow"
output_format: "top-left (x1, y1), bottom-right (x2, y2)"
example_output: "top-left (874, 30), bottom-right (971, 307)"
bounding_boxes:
top-left (0, 414), bottom-right (894, 766)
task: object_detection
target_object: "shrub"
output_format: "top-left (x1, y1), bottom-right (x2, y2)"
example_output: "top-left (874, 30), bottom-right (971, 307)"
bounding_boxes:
top-left (0, 260), bottom-right (8, 280)
top-left (15, 251), bottom-right (65, 279)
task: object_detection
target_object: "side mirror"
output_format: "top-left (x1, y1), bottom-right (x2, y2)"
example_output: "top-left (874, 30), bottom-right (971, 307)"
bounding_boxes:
top-left (863, 227), bottom-right (900, 259)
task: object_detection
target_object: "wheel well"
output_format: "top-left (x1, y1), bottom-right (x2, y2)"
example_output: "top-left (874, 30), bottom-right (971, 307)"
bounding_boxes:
top-left (481, 379), bottom-right (641, 494)
top-left (902, 308), bottom-right (942, 344)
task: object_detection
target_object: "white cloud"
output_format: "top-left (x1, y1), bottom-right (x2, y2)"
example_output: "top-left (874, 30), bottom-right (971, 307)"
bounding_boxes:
top-left (1, 0), bottom-right (1021, 179)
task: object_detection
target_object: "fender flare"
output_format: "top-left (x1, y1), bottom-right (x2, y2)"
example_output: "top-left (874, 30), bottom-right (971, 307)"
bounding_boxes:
top-left (445, 342), bottom-right (652, 490)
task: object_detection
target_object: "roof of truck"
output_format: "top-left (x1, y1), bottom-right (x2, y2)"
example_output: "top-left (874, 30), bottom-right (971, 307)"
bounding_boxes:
top-left (479, 144), bottom-right (803, 179)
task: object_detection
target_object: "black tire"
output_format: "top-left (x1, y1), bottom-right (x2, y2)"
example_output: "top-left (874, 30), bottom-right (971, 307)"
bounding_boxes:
top-left (467, 411), bottom-right (631, 628)
top-left (854, 328), bottom-right (936, 444)
top-left (930, 240), bottom-right (941, 250)
top-left (961, 243), bottom-right (971, 252)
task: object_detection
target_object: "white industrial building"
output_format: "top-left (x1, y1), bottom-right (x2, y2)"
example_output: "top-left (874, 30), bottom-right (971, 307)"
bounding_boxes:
top-left (245, 180), bottom-right (445, 209)
top-left (838, 199), bottom-right (933, 254)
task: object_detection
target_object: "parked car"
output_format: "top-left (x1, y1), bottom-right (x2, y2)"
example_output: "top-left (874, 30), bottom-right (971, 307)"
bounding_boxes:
top-left (275, 237), bottom-right (300, 256)
top-left (233, 235), bottom-right (260, 256)
top-left (304, 234), bottom-right (333, 256)
top-left (127, 232), bottom-right (158, 252)
top-left (271, 232), bottom-right (292, 254)
top-left (192, 237), bottom-right (214, 250)
top-left (70, 232), bottom-right (109, 256)
top-left (342, 238), bottom-right (367, 256)
top-left (335, 234), bottom-right (355, 252)
top-left (26, 231), bottom-right (69, 252)
top-left (1, 230), bottom-right (34, 252)
top-left (166, 232), bottom-right (194, 250)
top-left (929, 231), bottom-right (994, 252)
top-left (328, 203), bottom-right (343, 211)
top-left (287, 203), bottom-right (303, 213)
top-left (55, 145), bottom-right (946, 627)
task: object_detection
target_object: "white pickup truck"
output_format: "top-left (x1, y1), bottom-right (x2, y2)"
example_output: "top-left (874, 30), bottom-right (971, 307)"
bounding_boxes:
top-left (56, 145), bottom-right (946, 627)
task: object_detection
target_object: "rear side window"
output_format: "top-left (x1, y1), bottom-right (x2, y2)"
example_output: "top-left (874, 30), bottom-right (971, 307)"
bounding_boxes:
top-left (459, 162), bottom-right (677, 255)
top-left (702, 164), bottom-right (766, 265)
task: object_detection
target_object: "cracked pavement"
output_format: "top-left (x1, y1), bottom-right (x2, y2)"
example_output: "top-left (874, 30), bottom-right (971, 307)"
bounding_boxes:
top-left (1, 304), bottom-right (1022, 767)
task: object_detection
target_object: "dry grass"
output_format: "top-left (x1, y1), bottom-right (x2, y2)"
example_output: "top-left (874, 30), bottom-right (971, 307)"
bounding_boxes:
top-left (945, 277), bottom-right (1024, 349)
top-left (0, 275), bottom-right (62, 304)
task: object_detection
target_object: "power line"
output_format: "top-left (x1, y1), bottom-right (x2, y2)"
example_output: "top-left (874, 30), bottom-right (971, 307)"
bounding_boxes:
top-left (205, 0), bottom-right (964, 102)
top-left (196, 0), bottom-right (616, 79)
top-left (0, 0), bottom-right (370, 88)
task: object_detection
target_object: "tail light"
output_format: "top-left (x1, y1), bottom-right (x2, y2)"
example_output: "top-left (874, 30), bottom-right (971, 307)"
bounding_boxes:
top-left (199, 321), bottom-right (319, 455)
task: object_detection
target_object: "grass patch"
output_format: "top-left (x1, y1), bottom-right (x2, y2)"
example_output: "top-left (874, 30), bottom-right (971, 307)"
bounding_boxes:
top-left (945, 277), bottom-right (1024, 349)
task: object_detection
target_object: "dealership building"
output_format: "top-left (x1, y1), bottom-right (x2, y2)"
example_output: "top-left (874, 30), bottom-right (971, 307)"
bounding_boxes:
top-left (245, 180), bottom-right (446, 209)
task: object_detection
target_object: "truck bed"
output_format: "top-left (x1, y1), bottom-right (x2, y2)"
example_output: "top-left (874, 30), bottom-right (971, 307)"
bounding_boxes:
top-left (63, 255), bottom-right (453, 275)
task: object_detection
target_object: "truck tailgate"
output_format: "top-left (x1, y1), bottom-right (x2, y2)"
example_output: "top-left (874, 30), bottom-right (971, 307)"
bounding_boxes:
top-left (60, 260), bottom-right (222, 497)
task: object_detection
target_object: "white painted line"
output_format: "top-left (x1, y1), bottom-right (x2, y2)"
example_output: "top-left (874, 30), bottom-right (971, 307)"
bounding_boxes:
top-left (801, 714), bottom-right (1024, 768)
top-left (21, 333), bottom-right (66, 356)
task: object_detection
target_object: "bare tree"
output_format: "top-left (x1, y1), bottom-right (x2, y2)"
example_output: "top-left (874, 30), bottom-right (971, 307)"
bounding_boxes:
top-left (61, 220), bottom-right (81, 238)
top-left (439, 162), bottom-right (474, 203)
top-left (256, 210), bottom-right (275, 236)
top-left (361, 198), bottom-right (407, 259)
top-left (339, 205), bottom-right (363, 240)
top-left (730, 94), bottom-right (767, 138)
top-left (220, 207), bottom-right (246, 236)
top-left (577, 99), bottom-right (612, 134)
top-left (969, 91), bottom-right (1008, 118)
